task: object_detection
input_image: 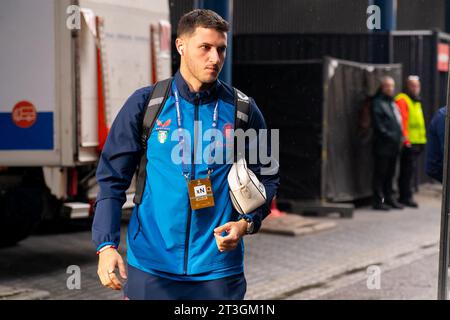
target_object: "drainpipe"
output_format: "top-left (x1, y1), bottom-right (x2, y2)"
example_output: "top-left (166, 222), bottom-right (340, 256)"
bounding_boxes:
top-left (368, 0), bottom-right (397, 63)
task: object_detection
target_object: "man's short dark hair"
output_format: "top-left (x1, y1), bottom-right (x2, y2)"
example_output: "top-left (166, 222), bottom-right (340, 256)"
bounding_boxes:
top-left (177, 9), bottom-right (229, 37)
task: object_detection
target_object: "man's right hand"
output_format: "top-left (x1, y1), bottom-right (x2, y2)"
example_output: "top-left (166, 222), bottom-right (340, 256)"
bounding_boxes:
top-left (97, 248), bottom-right (127, 290)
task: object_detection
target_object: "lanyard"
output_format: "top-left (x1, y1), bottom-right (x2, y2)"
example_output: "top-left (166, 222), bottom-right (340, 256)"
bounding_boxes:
top-left (173, 86), bottom-right (219, 181)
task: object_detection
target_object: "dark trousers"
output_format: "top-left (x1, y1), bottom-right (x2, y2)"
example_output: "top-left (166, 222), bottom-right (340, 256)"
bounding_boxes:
top-left (398, 144), bottom-right (424, 202)
top-left (123, 264), bottom-right (247, 300)
top-left (373, 153), bottom-right (398, 205)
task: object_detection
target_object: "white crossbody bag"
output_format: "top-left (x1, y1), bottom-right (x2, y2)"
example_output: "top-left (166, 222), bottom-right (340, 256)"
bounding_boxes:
top-left (228, 157), bottom-right (267, 214)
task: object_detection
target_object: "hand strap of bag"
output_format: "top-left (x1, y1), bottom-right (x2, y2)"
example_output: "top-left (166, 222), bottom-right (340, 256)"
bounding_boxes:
top-left (233, 88), bottom-right (250, 162)
top-left (233, 88), bottom-right (272, 217)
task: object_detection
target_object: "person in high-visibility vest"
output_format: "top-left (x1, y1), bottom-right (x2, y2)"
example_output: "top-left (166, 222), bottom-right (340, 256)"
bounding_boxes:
top-left (395, 75), bottom-right (427, 208)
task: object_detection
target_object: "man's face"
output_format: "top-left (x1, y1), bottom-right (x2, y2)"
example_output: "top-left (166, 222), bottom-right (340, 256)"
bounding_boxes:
top-left (178, 27), bottom-right (227, 85)
top-left (381, 78), bottom-right (395, 97)
top-left (407, 79), bottom-right (421, 97)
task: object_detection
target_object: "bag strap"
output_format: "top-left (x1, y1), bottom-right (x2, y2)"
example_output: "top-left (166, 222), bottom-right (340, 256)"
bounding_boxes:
top-left (233, 88), bottom-right (251, 162)
top-left (233, 88), bottom-right (272, 217)
top-left (133, 77), bottom-right (172, 204)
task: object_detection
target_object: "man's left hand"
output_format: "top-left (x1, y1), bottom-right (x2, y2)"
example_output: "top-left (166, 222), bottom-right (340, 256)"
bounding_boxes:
top-left (214, 220), bottom-right (248, 252)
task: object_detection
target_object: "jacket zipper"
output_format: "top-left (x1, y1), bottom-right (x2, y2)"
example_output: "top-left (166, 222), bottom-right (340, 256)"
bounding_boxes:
top-left (133, 204), bottom-right (142, 240)
top-left (183, 96), bottom-right (200, 274)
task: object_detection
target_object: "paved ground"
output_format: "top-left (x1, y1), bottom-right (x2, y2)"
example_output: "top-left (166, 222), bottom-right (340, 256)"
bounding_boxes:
top-left (318, 251), bottom-right (439, 300)
top-left (0, 184), bottom-right (446, 300)
top-left (246, 188), bottom-right (442, 300)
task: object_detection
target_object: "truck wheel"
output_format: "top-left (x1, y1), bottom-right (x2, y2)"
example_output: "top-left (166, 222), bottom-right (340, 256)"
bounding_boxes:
top-left (0, 186), bottom-right (43, 247)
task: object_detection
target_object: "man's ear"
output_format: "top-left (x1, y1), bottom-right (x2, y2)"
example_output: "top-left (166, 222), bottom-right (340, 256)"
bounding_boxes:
top-left (175, 38), bottom-right (184, 56)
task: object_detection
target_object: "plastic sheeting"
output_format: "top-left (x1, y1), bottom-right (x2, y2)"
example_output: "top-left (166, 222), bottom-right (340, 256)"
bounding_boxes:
top-left (324, 57), bottom-right (402, 201)
top-left (233, 57), bottom-right (402, 202)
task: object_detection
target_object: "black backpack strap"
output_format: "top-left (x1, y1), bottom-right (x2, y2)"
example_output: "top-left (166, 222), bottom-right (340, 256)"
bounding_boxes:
top-left (233, 88), bottom-right (272, 216)
top-left (233, 88), bottom-right (251, 161)
top-left (134, 77), bottom-right (172, 204)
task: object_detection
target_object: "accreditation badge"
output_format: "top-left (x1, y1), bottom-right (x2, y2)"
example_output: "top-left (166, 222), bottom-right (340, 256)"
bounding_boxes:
top-left (187, 177), bottom-right (215, 210)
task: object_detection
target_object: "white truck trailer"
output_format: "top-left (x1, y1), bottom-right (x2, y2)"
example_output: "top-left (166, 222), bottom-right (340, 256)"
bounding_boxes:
top-left (0, 0), bottom-right (172, 246)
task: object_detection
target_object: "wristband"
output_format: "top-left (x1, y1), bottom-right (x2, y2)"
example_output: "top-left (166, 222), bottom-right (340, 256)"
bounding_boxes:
top-left (96, 245), bottom-right (117, 255)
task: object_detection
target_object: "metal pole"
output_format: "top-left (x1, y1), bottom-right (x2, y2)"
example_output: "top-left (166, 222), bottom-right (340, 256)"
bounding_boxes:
top-left (445, 0), bottom-right (450, 34)
top-left (437, 59), bottom-right (450, 300)
top-left (369, 0), bottom-right (397, 63)
top-left (371, 0), bottom-right (397, 31)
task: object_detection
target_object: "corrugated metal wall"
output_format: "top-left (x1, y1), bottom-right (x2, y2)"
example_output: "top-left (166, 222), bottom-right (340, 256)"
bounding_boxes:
top-left (397, 0), bottom-right (445, 31)
top-left (170, 0), bottom-right (447, 35)
top-left (234, 0), bottom-right (369, 34)
top-left (233, 33), bottom-right (389, 63)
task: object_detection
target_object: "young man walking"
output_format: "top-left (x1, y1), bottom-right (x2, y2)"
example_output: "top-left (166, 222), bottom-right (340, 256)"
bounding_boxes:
top-left (92, 9), bottom-right (280, 300)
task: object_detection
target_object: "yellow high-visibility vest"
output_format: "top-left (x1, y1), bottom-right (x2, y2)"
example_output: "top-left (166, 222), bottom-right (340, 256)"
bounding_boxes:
top-left (395, 93), bottom-right (427, 144)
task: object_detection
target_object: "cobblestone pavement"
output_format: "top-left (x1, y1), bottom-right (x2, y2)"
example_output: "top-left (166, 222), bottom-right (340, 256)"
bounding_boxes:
top-left (0, 185), bottom-right (443, 300)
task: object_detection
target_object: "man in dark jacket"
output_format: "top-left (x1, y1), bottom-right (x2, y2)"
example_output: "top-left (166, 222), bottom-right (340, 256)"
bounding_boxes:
top-left (426, 107), bottom-right (446, 182)
top-left (371, 76), bottom-right (404, 210)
